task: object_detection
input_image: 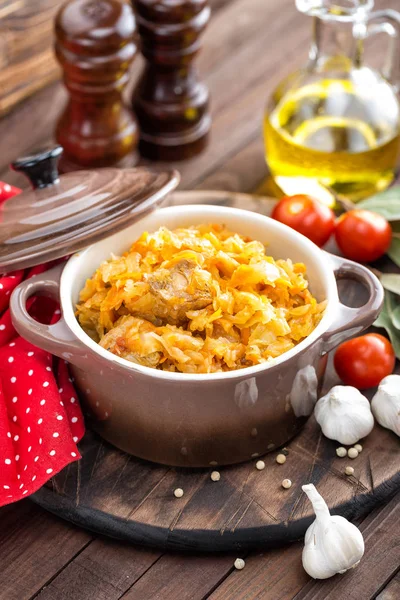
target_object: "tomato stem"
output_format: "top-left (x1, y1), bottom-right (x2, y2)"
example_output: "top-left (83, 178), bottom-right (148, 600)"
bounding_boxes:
top-left (323, 185), bottom-right (356, 213)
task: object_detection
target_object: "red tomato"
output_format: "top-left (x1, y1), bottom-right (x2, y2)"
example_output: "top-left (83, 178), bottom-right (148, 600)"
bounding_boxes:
top-left (334, 333), bottom-right (395, 389)
top-left (335, 209), bottom-right (392, 263)
top-left (271, 195), bottom-right (335, 247)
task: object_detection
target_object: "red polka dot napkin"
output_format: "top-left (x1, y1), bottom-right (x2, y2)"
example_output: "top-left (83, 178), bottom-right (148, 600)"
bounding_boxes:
top-left (0, 182), bottom-right (85, 506)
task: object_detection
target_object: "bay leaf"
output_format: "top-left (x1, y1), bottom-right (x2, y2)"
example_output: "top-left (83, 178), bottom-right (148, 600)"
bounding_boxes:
top-left (374, 291), bottom-right (400, 359)
top-left (392, 305), bottom-right (400, 330)
top-left (387, 237), bottom-right (400, 268)
top-left (374, 311), bottom-right (400, 359)
top-left (358, 188), bottom-right (400, 220)
top-left (385, 290), bottom-right (399, 319)
top-left (374, 309), bottom-right (388, 329)
top-left (374, 302), bottom-right (391, 330)
top-left (382, 323), bottom-right (400, 359)
top-left (380, 273), bottom-right (400, 295)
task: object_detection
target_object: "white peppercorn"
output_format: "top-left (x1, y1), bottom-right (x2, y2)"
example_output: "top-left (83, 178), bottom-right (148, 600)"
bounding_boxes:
top-left (174, 488), bottom-right (184, 498)
top-left (336, 447), bottom-right (347, 458)
top-left (348, 448), bottom-right (359, 459)
top-left (276, 453), bottom-right (286, 464)
top-left (211, 471), bottom-right (220, 482)
top-left (234, 558), bottom-right (245, 570)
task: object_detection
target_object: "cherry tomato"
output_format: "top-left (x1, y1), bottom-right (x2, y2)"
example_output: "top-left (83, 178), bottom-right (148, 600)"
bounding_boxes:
top-left (335, 209), bottom-right (392, 263)
top-left (271, 195), bottom-right (335, 247)
top-left (334, 333), bottom-right (395, 389)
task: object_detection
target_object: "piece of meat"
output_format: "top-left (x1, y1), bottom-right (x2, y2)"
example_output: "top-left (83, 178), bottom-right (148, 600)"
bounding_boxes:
top-left (145, 259), bottom-right (213, 325)
top-left (99, 316), bottom-right (162, 368)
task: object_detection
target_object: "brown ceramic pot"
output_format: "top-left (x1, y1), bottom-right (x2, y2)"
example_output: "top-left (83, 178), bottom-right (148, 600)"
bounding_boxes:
top-left (10, 205), bottom-right (383, 467)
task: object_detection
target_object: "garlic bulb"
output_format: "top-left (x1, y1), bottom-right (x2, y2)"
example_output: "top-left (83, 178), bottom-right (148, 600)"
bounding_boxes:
top-left (314, 385), bottom-right (374, 445)
top-left (371, 375), bottom-right (400, 436)
top-left (302, 484), bottom-right (364, 579)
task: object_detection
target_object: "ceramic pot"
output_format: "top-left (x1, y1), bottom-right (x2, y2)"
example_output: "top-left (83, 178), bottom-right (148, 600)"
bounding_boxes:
top-left (10, 205), bottom-right (383, 467)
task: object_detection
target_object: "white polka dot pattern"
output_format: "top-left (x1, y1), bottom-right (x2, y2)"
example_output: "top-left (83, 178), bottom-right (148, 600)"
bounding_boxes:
top-left (0, 266), bottom-right (84, 506)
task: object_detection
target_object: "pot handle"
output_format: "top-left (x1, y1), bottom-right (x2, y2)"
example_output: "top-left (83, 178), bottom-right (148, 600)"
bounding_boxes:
top-left (10, 263), bottom-right (86, 362)
top-left (321, 252), bottom-right (384, 354)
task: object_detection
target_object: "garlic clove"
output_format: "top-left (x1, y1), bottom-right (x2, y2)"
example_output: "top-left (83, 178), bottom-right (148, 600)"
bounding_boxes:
top-left (371, 375), bottom-right (400, 437)
top-left (314, 385), bottom-right (374, 445)
top-left (302, 484), bottom-right (364, 580)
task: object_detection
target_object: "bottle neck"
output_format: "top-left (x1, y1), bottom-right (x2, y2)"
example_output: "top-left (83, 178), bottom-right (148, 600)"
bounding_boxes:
top-left (308, 16), bottom-right (362, 71)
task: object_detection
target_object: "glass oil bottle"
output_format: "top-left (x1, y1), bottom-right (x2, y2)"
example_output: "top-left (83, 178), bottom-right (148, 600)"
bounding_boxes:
top-left (264, 0), bottom-right (400, 201)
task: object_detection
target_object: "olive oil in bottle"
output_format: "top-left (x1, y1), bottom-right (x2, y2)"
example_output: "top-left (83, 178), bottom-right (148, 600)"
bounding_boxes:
top-left (264, 0), bottom-right (400, 202)
top-left (264, 78), bottom-right (400, 201)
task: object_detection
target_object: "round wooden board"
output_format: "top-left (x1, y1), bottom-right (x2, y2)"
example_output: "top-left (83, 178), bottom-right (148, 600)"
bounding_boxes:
top-left (32, 190), bottom-right (400, 551)
top-left (32, 413), bottom-right (400, 552)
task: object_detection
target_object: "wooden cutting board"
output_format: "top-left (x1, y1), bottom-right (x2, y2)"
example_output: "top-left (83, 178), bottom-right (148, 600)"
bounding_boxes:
top-left (32, 415), bottom-right (400, 552)
top-left (32, 190), bottom-right (400, 551)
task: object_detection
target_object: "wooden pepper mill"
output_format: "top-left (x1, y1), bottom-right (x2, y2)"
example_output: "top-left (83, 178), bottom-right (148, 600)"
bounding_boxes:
top-left (132, 0), bottom-right (211, 161)
top-left (55, 0), bottom-right (139, 171)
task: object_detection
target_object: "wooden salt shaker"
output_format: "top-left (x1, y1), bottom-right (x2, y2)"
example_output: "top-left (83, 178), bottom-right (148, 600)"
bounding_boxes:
top-left (132, 0), bottom-right (211, 161)
top-left (55, 0), bottom-right (139, 171)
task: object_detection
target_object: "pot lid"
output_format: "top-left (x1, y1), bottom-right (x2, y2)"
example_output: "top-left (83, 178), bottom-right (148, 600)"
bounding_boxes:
top-left (0, 146), bottom-right (180, 273)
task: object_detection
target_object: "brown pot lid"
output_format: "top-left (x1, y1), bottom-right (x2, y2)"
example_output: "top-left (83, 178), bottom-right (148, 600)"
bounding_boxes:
top-left (0, 146), bottom-right (180, 273)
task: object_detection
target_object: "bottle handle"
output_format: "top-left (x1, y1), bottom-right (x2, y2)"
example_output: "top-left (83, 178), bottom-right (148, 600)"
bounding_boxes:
top-left (365, 9), bottom-right (400, 92)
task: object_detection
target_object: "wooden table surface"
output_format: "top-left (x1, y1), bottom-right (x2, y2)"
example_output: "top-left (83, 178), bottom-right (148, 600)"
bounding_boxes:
top-left (0, 1), bottom-right (399, 598)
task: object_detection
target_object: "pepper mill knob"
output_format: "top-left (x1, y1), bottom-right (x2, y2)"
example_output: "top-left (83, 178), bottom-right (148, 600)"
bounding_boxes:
top-left (11, 146), bottom-right (63, 189)
top-left (55, 0), bottom-right (139, 171)
top-left (132, 0), bottom-right (211, 161)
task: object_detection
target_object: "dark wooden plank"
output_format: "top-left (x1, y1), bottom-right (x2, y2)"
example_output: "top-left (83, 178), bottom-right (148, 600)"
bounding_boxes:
top-left (0, 0), bottom-right (63, 116)
top-left (207, 492), bottom-right (400, 600)
top-left (120, 553), bottom-right (236, 600)
top-left (195, 137), bottom-right (266, 193)
top-left (376, 572), bottom-right (400, 600)
top-left (197, 0), bottom-right (301, 80)
top-left (206, 543), bottom-right (308, 600)
top-left (35, 539), bottom-right (161, 600)
top-left (0, 500), bottom-right (91, 600)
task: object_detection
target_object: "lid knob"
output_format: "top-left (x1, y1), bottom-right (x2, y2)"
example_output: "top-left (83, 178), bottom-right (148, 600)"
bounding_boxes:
top-left (11, 146), bottom-right (63, 189)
